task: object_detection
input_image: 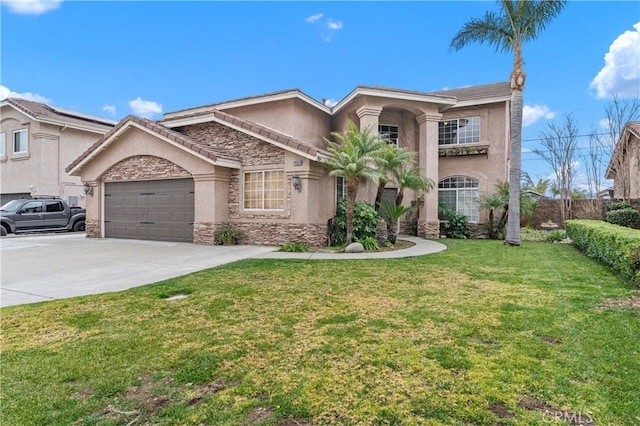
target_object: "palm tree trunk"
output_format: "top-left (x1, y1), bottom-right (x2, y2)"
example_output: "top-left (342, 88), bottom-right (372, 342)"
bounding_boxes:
top-left (505, 42), bottom-right (524, 246)
top-left (345, 177), bottom-right (359, 244)
top-left (374, 179), bottom-right (387, 212)
top-left (395, 189), bottom-right (404, 207)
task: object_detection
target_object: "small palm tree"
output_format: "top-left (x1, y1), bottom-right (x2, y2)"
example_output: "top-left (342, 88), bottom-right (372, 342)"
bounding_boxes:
top-left (451, 0), bottom-right (567, 246)
top-left (374, 144), bottom-right (415, 212)
top-left (480, 193), bottom-right (506, 239)
top-left (392, 165), bottom-right (434, 207)
top-left (379, 200), bottom-right (412, 244)
top-left (323, 120), bottom-right (387, 244)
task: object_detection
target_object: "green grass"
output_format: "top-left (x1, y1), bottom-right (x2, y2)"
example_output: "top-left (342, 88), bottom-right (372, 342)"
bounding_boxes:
top-left (2, 240), bottom-right (639, 425)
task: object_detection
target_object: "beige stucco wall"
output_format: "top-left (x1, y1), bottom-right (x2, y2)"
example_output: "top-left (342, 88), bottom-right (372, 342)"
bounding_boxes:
top-left (0, 105), bottom-right (104, 206)
top-left (222, 97), bottom-right (332, 149)
top-left (613, 135), bottom-right (640, 199)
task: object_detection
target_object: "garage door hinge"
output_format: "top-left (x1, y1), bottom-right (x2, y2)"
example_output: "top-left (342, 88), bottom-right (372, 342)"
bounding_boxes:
top-left (139, 221), bottom-right (155, 224)
top-left (140, 192), bottom-right (155, 195)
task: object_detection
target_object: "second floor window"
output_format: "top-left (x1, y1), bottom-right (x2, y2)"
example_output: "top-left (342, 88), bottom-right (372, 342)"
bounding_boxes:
top-left (0, 133), bottom-right (5, 157)
top-left (379, 124), bottom-right (399, 146)
top-left (13, 129), bottom-right (28, 154)
top-left (438, 117), bottom-right (480, 145)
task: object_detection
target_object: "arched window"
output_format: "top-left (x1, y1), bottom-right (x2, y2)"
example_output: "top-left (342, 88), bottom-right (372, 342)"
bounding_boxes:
top-left (438, 176), bottom-right (479, 222)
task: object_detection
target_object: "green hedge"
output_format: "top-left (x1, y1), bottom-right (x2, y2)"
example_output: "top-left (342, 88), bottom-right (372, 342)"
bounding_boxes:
top-left (565, 220), bottom-right (640, 286)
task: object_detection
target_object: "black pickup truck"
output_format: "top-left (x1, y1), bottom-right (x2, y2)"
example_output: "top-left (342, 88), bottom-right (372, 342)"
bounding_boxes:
top-left (0, 198), bottom-right (86, 236)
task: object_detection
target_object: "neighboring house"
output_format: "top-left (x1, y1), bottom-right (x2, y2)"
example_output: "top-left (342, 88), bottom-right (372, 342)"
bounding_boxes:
top-left (0, 98), bottom-right (115, 206)
top-left (66, 82), bottom-right (512, 245)
top-left (605, 121), bottom-right (640, 200)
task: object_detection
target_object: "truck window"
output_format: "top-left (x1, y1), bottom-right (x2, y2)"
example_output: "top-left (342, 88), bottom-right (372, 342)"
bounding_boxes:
top-left (45, 201), bottom-right (64, 212)
top-left (20, 201), bottom-right (43, 214)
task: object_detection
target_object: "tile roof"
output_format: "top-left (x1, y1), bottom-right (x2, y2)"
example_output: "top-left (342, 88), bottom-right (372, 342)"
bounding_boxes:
top-left (356, 85), bottom-right (458, 100)
top-left (4, 98), bottom-right (116, 132)
top-left (627, 121), bottom-right (640, 135)
top-left (428, 82), bottom-right (512, 102)
top-left (66, 115), bottom-right (239, 174)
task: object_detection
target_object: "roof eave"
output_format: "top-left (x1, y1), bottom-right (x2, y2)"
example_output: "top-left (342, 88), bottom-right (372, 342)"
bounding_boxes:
top-left (331, 87), bottom-right (457, 114)
top-left (163, 90), bottom-right (331, 122)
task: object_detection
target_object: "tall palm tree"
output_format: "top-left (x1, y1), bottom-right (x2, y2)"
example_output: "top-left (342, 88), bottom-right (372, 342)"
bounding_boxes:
top-left (374, 144), bottom-right (415, 211)
top-left (450, 0), bottom-right (566, 246)
top-left (322, 120), bottom-right (387, 244)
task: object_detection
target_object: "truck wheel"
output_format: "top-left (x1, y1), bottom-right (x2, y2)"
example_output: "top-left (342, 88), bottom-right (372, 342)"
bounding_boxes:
top-left (0, 226), bottom-right (6, 237)
top-left (73, 221), bottom-right (86, 232)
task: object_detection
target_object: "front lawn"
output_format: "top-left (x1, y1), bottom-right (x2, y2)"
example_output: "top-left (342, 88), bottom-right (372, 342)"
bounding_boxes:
top-left (2, 240), bottom-right (639, 425)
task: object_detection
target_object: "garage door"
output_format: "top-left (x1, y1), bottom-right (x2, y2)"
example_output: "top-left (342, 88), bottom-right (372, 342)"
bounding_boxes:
top-left (104, 179), bottom-right (194, 242)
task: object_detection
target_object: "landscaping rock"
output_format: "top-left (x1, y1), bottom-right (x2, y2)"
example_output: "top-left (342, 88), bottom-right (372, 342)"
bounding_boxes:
top-left (345, 242), bottom-right (365, 253)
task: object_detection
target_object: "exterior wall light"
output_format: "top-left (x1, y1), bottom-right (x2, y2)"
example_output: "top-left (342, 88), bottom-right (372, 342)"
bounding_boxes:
top-left (291, 175), bottom-right (302, 192)
top-left (83, 182), bottom-right (94, 196)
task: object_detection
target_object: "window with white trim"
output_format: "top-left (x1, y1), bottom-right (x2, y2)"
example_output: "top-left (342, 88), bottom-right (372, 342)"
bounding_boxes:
top-left (438, 176), bottom-right (479, 222)
top-left (438, 117), bottom-right (480, 145)
top-left (13, 129), bottom-right (28, 154)
top-left (336, 176), bottom-right (346, 205)
top-left (243, 170), bottom-right (285, 210)
top-left (0, 133), bottom-right (5, 157)
top-left (378, 124), bottom-right (399, 146)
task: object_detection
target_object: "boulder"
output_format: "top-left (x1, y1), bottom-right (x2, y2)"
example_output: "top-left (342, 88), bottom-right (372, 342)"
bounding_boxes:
top-left (344, 242), bottom-right (365, 253)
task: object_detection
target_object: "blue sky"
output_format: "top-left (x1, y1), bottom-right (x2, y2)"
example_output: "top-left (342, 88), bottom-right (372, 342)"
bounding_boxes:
top-left (1, 0), bottom-right (639, 184)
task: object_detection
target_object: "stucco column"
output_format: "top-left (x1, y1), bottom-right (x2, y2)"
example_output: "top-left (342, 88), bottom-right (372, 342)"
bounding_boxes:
top-left (356, 106), bottom-right (383, 135)
top-left (288, 169), bottom-right (324, 223)
top-left (417, 112), bottom-right (441, 238)
top-left (356, 106), bottom-right (383, 203)
top-left (193, 168), bottom-right (230, 244)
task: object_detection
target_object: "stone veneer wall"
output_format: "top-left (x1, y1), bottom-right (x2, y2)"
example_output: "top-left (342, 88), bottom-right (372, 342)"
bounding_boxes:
top-left (85, 219), bottom-right (100, 238)
top-left (101, 155), bottom-right (191, 181)
top-left (235, 222), bottom-right (327, 246)
top-left (418, 220), bottom-right (440, 239)
top-left (194, 222), bottom-right (327, 246)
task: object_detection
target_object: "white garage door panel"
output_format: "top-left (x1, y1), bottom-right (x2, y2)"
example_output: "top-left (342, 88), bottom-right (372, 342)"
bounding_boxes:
top-left (104, 179), bottom-right (194, 242)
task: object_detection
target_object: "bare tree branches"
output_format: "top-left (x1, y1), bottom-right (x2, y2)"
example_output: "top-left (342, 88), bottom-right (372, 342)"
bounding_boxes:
top-left (533, 114), bottom-right (579, 222)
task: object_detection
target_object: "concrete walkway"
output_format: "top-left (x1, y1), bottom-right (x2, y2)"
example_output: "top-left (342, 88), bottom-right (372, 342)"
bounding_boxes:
top-left (254, 235), bottom-right (447, 260)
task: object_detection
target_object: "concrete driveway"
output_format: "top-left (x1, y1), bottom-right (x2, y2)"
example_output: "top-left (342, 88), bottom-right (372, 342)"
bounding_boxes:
top-left (0, 233), bottom-right (277, 308)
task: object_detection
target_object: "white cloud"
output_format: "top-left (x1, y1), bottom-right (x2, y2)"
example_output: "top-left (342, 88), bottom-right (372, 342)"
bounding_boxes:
top-left (521, 147), bottom-right (533, 154)
top-left (324, 98), bottom-right (338, 108)
top-left (599, 118), bottom-right (611, 129)
top-left (128, 97), bottom-right (162, 118)
top-left (1, 0), bottom-right (61, 15)
top-left (305, 13), bottom-right (323, 23)
top-left (327, 19), bottom-right (342, 30)
top-left (102, 105), bottom-right (116, 116)
top-left (590, 22), bottom-right (640, 99)
top-left (522, 104), bottom-right (555, 127)
top-left (0, 85), bottom-right (50, 103)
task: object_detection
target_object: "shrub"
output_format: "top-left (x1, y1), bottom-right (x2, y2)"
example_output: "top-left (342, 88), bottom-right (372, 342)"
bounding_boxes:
top-left (332, 200), bottom-right (381, 246)
top-left (606, 207), bottom-right (640, 229)
top-left (565, 220), bottom-right (640, 285)
top-left (280, 242), bottom-right (309, 252)
top-left (357, 236), bottom-right (380, 251)
top-left (545, 230), bottom-right (568, 243)
top-left (606, 200), bottom-right (633, 212)
top-left (214, 224), bottom-right (243, 245)
top-left (443, 211), bottom-right (471, 239)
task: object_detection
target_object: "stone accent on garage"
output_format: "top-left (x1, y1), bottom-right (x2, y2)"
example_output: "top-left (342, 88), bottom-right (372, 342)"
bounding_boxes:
top-left (418, 219), bottom-right (440, 239)
top-left (101, 155), bottom-right (191, 181)
top-left (85, 219), bottom-right (100, 238)
top-left (177, 122), bottom-right (285, 167)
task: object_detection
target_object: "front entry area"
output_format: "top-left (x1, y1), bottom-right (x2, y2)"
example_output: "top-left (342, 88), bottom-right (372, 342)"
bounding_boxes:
top-left (104, 179), bottom-right (195, 242)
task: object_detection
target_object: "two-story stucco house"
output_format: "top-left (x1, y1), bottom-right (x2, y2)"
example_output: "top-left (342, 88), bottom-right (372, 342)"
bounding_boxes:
top-left (605, 121), bottom-right (640, 200)
top-left (0, 98), bottom-right (115, 206)
top-left (66, 82), bottom-right (512, 245)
